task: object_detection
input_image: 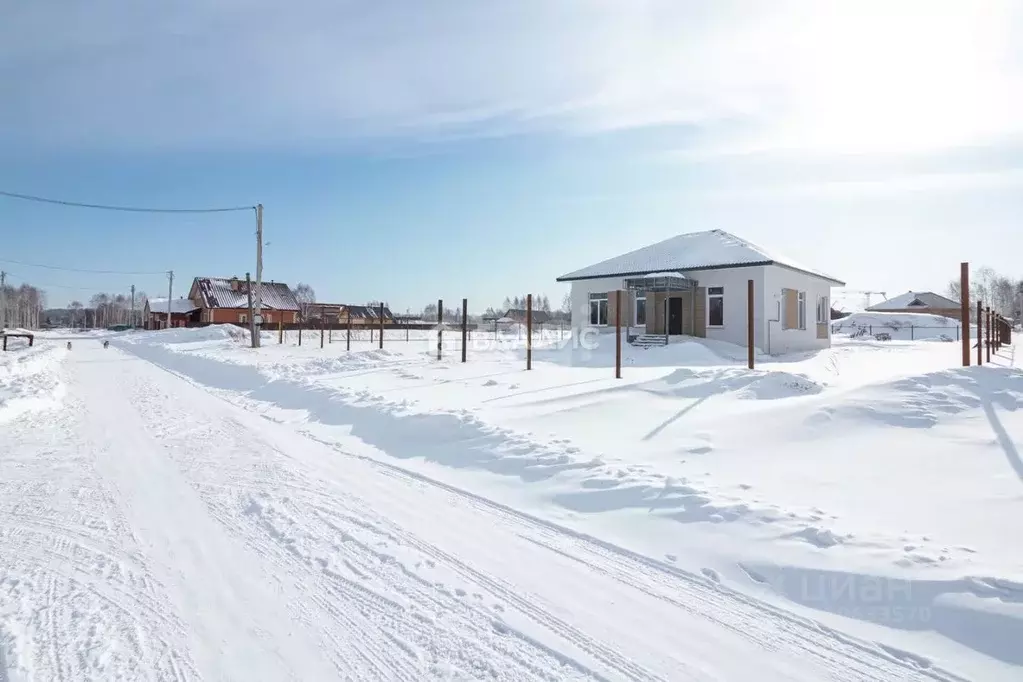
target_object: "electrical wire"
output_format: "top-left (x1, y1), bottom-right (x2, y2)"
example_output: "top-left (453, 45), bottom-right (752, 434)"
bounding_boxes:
top-left (0, 189), bottom-right (255, 214)
top-left (0, 258), bottom-right (166, 276)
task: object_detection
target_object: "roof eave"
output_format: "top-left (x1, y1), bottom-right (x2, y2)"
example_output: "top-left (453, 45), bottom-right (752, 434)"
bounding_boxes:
top-left (557, 260), bottom-right (845, 287)
top-left (557, 260), bottom-right (775, 282)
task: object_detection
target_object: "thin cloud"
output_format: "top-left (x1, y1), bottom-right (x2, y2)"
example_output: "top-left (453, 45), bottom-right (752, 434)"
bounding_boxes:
top-left (2, 0), bottom-right (1021, 151)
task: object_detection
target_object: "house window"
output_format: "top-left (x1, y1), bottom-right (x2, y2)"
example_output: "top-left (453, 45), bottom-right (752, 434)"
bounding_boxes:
top-left (589, 293), bottom-right (608, 326)
top-left (816, 296), bottom-right (829, 324)
top-left (635, 295), bottom-right (646, 326)
top-left (782, 288), bottom-right (806, 330)
top-left (239, 313), bottom-right (248, 324)
top-left (708, 287), bottom-right (724, 327)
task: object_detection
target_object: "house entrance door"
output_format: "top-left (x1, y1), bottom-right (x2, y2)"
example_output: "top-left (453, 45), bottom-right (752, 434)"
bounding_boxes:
top-left (668, 297), bottom-right (684, 335)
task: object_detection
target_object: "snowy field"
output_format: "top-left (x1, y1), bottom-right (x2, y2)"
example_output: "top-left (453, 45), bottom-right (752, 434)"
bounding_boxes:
top-left (1, 323), bottom-right (1021, 681)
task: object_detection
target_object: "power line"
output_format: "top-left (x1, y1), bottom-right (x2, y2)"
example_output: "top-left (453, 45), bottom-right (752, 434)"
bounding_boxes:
top-left (0, 189), bottom-right (255, 214)
top-left (0, 257), bottom-right (166, 276)
top-left (2, 270), bottom-right (144, 291)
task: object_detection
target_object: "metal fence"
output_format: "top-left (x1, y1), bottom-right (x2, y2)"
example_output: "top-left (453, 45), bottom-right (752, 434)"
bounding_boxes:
top-left (831, 323), bottom-right (965, 341)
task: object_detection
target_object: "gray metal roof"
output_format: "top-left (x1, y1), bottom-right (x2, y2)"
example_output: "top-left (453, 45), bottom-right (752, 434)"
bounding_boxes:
top-left (867, 291), bottom-right (959, 311)
top-left (557, 229), bottom-right (844, 285)
top-left (193, 277), bottom-right (300, 311)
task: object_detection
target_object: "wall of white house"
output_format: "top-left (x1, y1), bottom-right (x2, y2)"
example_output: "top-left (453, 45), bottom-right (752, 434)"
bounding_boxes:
top-left (762, 265), bottom-right (834, 355)
top-left (569, 275), bottom-right (627, 334)
top-left (568, 267), bottom-right (770, 349)
top-left (688, 265), bottom-right (767, 351)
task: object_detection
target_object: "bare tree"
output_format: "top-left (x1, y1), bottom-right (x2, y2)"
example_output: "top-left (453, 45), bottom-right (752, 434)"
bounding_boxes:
top-left (293, 282), bottom-right (316, 321)
top-left (1, 282), bottom-right (47, 329)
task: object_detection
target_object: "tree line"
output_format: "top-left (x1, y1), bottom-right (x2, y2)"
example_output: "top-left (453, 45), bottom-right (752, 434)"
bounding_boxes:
top-left (31, 290), bottom-right (149, 329)
top-left (947, 267), bottom-right (1023, 319)
top-left (1, 282), bottom-right (46, 329)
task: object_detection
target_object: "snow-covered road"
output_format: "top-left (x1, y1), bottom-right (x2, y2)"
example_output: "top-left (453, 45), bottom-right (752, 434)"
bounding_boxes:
top-left (0, 340), bottom-right (971, 681)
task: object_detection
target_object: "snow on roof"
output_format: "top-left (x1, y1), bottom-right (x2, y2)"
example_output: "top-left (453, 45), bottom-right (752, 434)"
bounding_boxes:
top-left (193, 277), bottom-right (300, 311)
top-left (632, 271), bottom-right (688, 279)
top-left (866, 291), bottom-right (959, 311)
top-left (147, 298), bottom-right (199, 314)
top-left (556, 229), bottom-right (843, 285)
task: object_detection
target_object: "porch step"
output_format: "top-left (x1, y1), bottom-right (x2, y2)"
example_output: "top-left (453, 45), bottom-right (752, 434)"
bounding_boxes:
top-left (631, 334), bottom-right (668, 348)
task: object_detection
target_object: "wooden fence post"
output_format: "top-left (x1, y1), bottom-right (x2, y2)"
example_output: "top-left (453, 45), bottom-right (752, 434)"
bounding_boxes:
top-left (526, 294), bottom-right (533, 371)
top-left (615, 290), bottom-right (621, 379)
top-left (986, 307), bottom-right (991, 363)
top-left (960, 263), bottom-right (970, 366)
top-left (279, 318), bottom-right (283, 345)
top-left (747, 279), bottom-right (755, 369)
top-left (437, 299), bottom-right (443, 360)
top-left (379, 302), bottom-right (385, 349)
top-left (298, 321), bottom-right (302, 346)
top-left (320, 307), bottom-right (325, 349)
top-left (461, 298), bottom-right (468, 363)
top-left (346, 308), bottom-right (351, 351)
top-left (977, 300), bottom-right (983, 366)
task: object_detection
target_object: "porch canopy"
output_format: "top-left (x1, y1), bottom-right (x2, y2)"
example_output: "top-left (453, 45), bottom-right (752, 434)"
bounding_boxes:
top-left (623, 271), bottom-right (698, 292)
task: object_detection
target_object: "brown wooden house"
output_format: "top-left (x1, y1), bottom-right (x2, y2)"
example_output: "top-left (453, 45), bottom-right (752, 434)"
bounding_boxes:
top-left (188, 276), bottom-right (301, 325)
top-left (310, 303), bottom-right (395, 326)
top-left (145, 297), bottom-right (200, 329)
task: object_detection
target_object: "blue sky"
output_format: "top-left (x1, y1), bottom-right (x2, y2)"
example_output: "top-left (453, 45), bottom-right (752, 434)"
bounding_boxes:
top-left (2, 0), bottom-right (1022, 311)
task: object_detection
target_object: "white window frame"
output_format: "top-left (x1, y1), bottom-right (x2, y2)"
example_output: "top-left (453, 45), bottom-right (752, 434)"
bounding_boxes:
top-left (635, 294), bottom-right (646, 327)
top-left (589, 294), bottom-right (608, 326)
top-left (239, 313), bottom-right (248, 324)
top-left (816, 296), bottom-right (829, 324)
top-left (797, 292), bottom-right (806, 330)
top-left (707, 287), bottom-right (725, 327)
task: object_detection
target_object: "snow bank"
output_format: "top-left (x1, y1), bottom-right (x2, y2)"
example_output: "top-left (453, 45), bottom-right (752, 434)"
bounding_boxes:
top-left (832, 311), bottom-right (966, 342)
top-left (538, 334), bottom-right (735, 368)
top-left (0, 343), bottom-right (66, 423)
top-left (122, 324), bottom-right (247, 346)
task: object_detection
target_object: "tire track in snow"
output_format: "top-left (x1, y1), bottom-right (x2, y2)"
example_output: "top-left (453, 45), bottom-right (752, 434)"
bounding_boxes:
top-left (0, 381), bottom-right (197, 682)
top-left (299, 431), bottom-right (970, 682)
top-left (125, 369), bottom-right (606, 681)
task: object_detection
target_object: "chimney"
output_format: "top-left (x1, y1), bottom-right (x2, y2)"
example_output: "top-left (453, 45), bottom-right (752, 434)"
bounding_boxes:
top-left (231, 276), bottom-right (239, 291)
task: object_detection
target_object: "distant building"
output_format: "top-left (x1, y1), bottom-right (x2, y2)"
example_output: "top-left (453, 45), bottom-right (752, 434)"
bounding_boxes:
top-left (145, 297), bottom-right (200, 329)
top-left (502, 309), bottom-right (552, 325)
top-left (308, 303), bottom-right (396, 326)
top-left (188, 276), bottom-right (301, 326)
top-left (145, 277), bottom-right (301, 328)
top-left (866, 291), bottom-right (961, 320)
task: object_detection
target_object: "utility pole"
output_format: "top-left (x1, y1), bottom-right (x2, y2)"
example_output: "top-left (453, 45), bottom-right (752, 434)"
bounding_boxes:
top-left (167, 270), bottom-right (174, 330)
top-left (0, 270), bottom-right (6, 330)
top-left (246, 272), bottom-right (257, 348)
top-left (130, 284), bottom-right (136, 329)
top-left (253, 203), bottom-right (263, 348)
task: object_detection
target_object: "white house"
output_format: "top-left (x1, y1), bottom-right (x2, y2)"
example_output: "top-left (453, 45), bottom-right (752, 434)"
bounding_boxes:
top-left (556, 229), bottom-right (845, 354)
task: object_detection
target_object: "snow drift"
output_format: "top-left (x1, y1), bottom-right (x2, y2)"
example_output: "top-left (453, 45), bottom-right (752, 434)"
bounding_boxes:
top-left (0, 342), bottom-right (66, 423)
